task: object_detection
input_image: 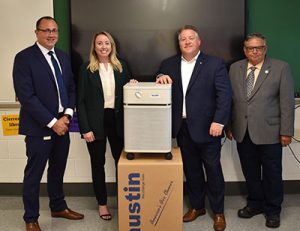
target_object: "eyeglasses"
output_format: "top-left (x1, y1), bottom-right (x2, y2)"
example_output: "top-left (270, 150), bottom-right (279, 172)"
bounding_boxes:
top-left (245, 46), bottom-right (266, 52)
top-left (37, 28), bottom-right (59, 34)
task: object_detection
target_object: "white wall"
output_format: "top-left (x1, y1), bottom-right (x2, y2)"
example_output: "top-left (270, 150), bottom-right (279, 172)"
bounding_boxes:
top-left (0, 0), bottom-right (53, 102)
top-left (0, 106), bottom-right (300, 183)
top-left (0, 107), bottom-right (117, 183)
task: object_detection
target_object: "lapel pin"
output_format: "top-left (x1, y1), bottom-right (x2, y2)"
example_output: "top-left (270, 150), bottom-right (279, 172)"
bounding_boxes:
top-left (199, 61), bottom-right (203, 64)
top-left (265, 70), bottom-right (269, 74)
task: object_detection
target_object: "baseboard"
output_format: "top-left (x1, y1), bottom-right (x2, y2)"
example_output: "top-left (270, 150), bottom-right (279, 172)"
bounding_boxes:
top-left (0, 181), bottom-right (299, 196)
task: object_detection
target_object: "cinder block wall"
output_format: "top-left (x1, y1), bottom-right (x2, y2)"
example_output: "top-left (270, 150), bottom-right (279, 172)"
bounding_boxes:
top-left (1, 107), bottom-right (300, 183)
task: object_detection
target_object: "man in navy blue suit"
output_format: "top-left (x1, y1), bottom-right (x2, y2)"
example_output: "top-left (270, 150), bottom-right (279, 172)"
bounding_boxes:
top-left (156, 25), bottom-right (231, 231)
top-left (13, 16), bottom-right (83, 231)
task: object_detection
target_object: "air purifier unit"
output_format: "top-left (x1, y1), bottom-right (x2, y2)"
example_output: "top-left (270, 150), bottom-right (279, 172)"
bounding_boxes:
top-left (123, 82), bottom-right (172, 160)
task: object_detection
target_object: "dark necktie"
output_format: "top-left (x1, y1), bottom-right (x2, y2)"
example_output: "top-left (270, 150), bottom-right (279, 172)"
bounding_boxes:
top-left (48, 51), bottom-right (68, 107)
top-left (246, 66), bottom-right (256, 99)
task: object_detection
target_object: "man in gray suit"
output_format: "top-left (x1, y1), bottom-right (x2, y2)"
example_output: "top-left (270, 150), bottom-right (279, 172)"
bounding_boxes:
top-left (226, 33), bottom-right (294, 228)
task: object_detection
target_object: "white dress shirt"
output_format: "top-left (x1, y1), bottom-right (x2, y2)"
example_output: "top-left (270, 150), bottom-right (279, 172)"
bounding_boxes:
top-left (36, 42), bottom-right (73, 128)
top-left (181, 51), bottom-right (200, 118)
top-left (99, 63), bottom-right (115, 109)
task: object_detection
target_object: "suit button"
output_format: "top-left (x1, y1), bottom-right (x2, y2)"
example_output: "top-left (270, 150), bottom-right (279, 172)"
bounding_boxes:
top-left (245, 115), bottom-right (247, 118)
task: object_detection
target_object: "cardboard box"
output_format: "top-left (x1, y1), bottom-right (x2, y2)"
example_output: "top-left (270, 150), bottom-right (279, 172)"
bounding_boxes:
top-left (118, 148), bottom-right (183, 231)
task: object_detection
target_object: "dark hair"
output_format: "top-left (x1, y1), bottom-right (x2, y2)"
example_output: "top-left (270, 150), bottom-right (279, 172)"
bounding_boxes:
top-left (36, 16), bottom-right (58, 29)
top-left (178, 25), bottom-right (200, 40)
top-left (244, 33), bottom-right (266, 45)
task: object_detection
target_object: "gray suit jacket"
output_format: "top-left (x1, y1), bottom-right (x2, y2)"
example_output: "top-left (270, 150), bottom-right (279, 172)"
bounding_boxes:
top-left (229, 57), bottom-right (294, 144)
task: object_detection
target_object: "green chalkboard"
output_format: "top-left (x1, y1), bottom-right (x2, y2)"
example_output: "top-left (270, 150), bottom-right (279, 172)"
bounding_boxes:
top-left (247, 0), bottom-right (300, 94)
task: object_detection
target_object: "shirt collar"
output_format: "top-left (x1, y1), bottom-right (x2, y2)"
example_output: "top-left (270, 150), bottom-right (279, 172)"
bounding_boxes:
top-left (181, 51), bottom-right (201, 63)
top-left (247, 60), bottom-right (264, 71)
top-left (36, 42), bottom-right (55, 56)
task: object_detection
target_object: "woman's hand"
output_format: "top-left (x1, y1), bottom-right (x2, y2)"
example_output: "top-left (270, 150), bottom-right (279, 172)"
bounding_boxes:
top-left (129, 79), bottom-right (138, 84)
top-left (83, 131), bottom-right (95, 142)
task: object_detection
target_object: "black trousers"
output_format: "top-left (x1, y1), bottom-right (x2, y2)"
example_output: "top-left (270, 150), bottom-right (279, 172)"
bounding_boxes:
top-left (177, 121), bottom-right (224, 214)
top-left (86, 109), bottom-right (123, 205)
top-left (237, 130), bottom-right (283, 216)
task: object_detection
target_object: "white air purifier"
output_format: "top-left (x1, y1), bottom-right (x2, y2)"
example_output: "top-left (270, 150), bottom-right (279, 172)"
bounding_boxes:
top-left (123, 82), bottom-right (172, 160)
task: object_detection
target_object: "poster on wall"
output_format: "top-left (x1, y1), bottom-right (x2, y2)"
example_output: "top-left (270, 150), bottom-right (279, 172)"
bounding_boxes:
top-left (69, 112), bottom-right (80, 133)
top-left (1, 113), bottom-right (80, 136)
top-left (1, 114), bottom-right (19, 136)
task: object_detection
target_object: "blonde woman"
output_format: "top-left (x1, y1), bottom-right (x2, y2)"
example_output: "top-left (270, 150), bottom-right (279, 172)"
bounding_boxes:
top-left (77, 31), bottom-right (135, 220)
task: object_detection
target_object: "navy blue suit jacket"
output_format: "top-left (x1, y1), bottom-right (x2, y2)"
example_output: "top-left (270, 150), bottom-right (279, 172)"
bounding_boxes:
top-left (159, 52), bottom-right (232, 143)
top-left (13, 43), bottom-right (76, 136)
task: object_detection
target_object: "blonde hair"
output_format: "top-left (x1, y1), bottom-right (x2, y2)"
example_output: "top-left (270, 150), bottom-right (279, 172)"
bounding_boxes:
top-left (87, 31), bottom-right (123, 73)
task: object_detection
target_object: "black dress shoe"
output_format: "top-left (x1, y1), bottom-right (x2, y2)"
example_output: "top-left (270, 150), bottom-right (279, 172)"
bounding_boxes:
top-left (266, 214), bottom-right (280, 228)
top-left (238, 206), bottom-right (263, 218)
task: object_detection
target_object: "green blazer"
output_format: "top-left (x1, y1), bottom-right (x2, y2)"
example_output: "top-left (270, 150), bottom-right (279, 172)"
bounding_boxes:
top-left (76, 60), bottom-right (130, 139)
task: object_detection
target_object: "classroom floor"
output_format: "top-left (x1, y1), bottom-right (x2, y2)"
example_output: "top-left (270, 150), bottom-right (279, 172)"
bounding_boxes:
top-left (0, 194), bottom-right (299, 231)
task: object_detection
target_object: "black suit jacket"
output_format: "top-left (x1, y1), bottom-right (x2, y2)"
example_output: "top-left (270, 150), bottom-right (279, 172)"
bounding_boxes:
top-left (13, 43), bottom-right (76, 136)
top-left (76, 60), bottom-right (130, 139)
top-left (159, 52), bottom-right (232, 143)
